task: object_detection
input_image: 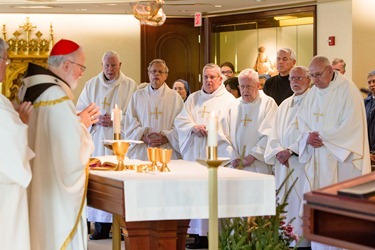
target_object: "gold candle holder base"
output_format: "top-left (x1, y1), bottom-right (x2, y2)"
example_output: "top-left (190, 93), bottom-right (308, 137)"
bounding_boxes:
top-left (114, 133), bottom-right (121, 140)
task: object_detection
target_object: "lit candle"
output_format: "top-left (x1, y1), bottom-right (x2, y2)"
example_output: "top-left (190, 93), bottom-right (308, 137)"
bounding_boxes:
top-left (111, 104), bottom-right (122, 135)
top-left (207, 111), bottom-right (218, 147)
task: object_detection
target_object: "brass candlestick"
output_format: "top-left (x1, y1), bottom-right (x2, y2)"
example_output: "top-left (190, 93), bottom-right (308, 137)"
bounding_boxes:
top-left (112, 141), bottom-right (130, 171)
top-left (157, 148), bottom-right (172, 172)
top-left (114, 133), bottom-right (121, 140)
top-left (197, 146), bottom-right (226, 250)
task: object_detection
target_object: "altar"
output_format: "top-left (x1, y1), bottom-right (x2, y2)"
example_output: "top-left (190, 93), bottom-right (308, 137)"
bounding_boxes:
top-left (87, 159), bottom-right (275, 250)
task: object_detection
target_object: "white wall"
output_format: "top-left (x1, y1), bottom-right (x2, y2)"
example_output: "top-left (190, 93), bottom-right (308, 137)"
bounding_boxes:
top-left (352, 0), bottom-right (375, 89)
top-left (0, 14), bottom-right (141, 103)
top-left (317, 0), bottom-right (353, 79)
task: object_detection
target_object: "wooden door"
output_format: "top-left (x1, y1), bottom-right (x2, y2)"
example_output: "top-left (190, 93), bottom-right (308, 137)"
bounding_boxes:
top-left (141, 18), bottom-right (204, 93)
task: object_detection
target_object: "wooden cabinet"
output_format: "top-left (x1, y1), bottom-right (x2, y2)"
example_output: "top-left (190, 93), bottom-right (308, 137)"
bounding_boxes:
top-left (303, 172), bottom-right (375, 249)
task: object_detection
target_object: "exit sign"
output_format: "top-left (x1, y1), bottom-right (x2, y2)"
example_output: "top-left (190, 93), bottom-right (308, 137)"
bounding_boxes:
top-left (194, 12), bottom-right (202, 27)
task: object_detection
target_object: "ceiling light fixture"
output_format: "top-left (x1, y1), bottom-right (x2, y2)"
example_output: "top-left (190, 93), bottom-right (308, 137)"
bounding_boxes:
top-left (130, 0), bottom-right (166, 26)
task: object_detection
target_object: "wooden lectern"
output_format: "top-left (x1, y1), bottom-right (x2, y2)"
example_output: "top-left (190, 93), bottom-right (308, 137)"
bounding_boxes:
top-left (303, 172), bottom-right (375, 249)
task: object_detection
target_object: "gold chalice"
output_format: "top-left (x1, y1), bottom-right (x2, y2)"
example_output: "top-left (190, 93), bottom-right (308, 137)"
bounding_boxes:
top-left (147, 147), bottom-right (159, 171)
top-left (112, 141), bottom-right (130, 171)
top-left (157, 148), bottom-right (172, 172)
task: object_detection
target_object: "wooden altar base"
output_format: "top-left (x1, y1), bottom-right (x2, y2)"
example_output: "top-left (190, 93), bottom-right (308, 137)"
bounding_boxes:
top-left (303, 172), bottom-right (375, 250)
top-left (87, 173), bottom-right (190, 250)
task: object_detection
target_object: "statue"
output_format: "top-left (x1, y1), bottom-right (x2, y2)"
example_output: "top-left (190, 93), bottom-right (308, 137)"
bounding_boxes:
top-left (253, 46), bottom-right (277, 77)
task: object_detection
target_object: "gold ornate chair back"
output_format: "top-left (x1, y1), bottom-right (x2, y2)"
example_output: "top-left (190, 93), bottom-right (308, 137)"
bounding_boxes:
top-left (1, 17), bottom-right (54, 102)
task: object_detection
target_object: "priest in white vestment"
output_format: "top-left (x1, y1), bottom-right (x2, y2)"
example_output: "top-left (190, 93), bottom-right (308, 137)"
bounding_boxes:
top-left (125, 59), bottom-right (183, 160)
top-left (174, 63), bottom-right (236, 249)
top-left (298, 56), bottom-right (371, 250)
top-left (76, 51), bottom-right (137, 237)
top-left (221, 68), bottom-right (277, 174)
top-left (19, 39), bottom-right (98, 250)
top-left (0, 38), bottom-right (34, 250)
top-left (264, 66), bottom-right (311, 248)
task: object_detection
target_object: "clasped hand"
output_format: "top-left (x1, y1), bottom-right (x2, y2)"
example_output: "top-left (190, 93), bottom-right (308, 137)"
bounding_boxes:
top-left (142, 132), bottom-right (168, 147)
top-left (276, 149), bottom-right (291, 167)
top-left (231, 154), bottom-right (256, 168)
top-left (192, 124), bottom-right (207, 137)
top-left (307, 131), bottom-right (324, 148)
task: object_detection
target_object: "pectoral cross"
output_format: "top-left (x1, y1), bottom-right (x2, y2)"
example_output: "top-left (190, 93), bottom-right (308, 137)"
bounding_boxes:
top-left (102, 97), bottom-right (110, 110)
top-left (241, 114), bottom-right (252, 126)
top-left (313, 111), bottom-right (324, 122)
top-left (292, 118), bottom-right (299, 129)
top-left (198, 106), bottom-right (210, 118)
top-left (151, 107), bottom-right (162, 119)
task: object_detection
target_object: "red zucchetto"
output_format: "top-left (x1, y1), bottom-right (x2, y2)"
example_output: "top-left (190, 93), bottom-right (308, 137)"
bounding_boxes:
top-left (50, 39), bottom-right (80, 56)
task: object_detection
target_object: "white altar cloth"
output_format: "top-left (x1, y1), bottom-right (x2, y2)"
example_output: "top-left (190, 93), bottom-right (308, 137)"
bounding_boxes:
top-left (90, 159), bottom-right (275, 222)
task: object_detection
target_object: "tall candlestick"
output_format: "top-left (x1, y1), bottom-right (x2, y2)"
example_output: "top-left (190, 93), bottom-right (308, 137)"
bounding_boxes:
top-left (207, 112), bottom-right (218, 147)
top-left (111, 104), bottom-right (122, 135)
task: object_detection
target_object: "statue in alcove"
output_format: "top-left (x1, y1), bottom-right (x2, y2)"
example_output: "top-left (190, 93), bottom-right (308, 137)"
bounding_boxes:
top-left (253, 46), bottom-right (277, 77)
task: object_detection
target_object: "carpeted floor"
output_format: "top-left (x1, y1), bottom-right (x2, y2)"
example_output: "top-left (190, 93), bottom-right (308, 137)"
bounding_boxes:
top-left (87, 235), bottom-right (203, 250)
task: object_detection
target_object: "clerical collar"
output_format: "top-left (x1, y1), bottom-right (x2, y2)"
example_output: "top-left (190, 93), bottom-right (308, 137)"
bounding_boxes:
top-left (103, 73), bottom-right (117, 85)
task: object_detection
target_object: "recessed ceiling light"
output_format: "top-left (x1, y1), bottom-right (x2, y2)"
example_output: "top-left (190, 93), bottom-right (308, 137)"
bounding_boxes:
top-left (214, 5), bottom-right (222, 8)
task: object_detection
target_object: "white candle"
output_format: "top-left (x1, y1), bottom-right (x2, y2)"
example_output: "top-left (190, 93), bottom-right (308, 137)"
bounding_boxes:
top-left (111, 104), bottom-right (122, 135)
top-left (207, 111), bottom-right (218, 147)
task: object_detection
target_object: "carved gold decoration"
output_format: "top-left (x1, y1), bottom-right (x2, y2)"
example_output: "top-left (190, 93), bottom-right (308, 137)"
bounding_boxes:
top-left (1, 17), bottom-right (54, 101)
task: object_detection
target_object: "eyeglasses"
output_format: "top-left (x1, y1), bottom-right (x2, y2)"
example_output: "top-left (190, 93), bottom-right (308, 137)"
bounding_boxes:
top-left (0, 56), bottom-right (11, 65)
top-left (67, 60), bottom-right (86, 72)
top-left (221, 70), bottom-right (233, 75)
top-left (149, 70), bottom-right (167, 75)
top-left (289, 76), bottom-right (310, 81)
top-left (309, 66), bottom-right (328, 79)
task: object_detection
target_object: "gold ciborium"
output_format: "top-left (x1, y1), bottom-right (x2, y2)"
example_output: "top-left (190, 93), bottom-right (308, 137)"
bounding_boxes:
top-left (112, 141), bottom-right (130, 171)
top-left (157, 148), bottom-right (172, 172)
top-left (147, 147), bottom-right (159, 171)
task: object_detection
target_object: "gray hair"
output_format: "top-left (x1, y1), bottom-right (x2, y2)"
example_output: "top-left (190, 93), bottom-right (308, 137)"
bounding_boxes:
top-left (238, 68), bottom-right (259, 83)
top-left (47, 48), bottom-right (83, 67)
top-left (203, 63), bottom-right (222, 77)
top-left (278, 48), bottom-right (297, 61)
top-left (332, 58), bottom-right (346, 69)
top-left (148, 59), bottom-right (169, 73)
top-left (310, 55), bottom-right (331, 67)
top-left (290, 65), bottom-right (310, 77)
top-left (368, 70), bottom-right (375, 78)
top-left (0, 38), bottom-right (8, 54)
top-left (102, 51), bottom-right (120, 62)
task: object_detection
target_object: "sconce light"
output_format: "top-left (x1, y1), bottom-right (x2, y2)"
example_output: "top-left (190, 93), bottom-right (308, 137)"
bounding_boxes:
top-left (130, 0), bottom-right (166, 26)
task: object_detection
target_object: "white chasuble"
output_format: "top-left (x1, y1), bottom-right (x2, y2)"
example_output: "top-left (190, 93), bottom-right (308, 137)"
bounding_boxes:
top-left (298, 72), bottom-right (371, 193)
top-left (175, 84), bottom-right (236, 161)
top-left (174, 84), bottom-right (235, 236)
top-left (125, 83), bottom-right (184, 160)
top-left (0, 94), bottom-right (33, 250)
top-left (264, 92), bottom-right (310, 247)
top-left (21, 69), bottom-right (94, 250)
top-left (76, 72), bottom-right (137, 156)
top-left (221, 91), bottom-right (277, 174)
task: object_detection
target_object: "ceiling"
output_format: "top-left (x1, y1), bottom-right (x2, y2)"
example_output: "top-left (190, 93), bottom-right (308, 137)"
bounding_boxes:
top-left (0, 0), bottom-right (325, 17)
